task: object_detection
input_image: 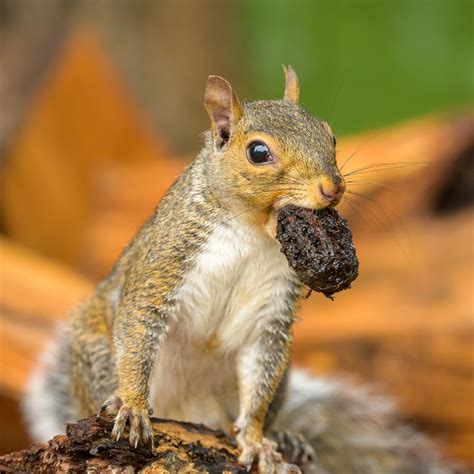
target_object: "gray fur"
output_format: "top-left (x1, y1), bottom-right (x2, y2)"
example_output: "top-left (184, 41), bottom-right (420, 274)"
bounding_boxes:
top-left (21, 75), bottom-right (462, 472)
top-left (273, 371), bottom-right (462, 474)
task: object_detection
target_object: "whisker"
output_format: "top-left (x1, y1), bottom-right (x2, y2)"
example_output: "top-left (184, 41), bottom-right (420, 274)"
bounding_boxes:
top-left (345, 180), bottom-right (399, 191)
top-left (343, 161), bottom-right (426, 177)
top-left (293, 164), bottom-right (309, 183)
top-left (342, 195), bottom-right (372, 228)
top-left (346, 189), bottom-right (386, 204)
top-left (345, 190), bottom-right (412, 257)
top-left (242, 187), bottom-right (304, 197)
top-left (345, 195), bottom-right (408, 256)
top-left (339, 133), bottom-right (382, 172)
top-left (328, 79), bottom-right (343, 123)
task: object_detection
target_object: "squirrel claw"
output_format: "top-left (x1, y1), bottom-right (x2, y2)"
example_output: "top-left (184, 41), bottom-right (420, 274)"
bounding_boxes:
top-left (237, 434), bottom-right (258, 470)
top-left (111, 404), bottom-right (154, 450)
top-left (239, 449), bottom-right (257, 472)
top-left (98, 395), bottom-right (123, 417)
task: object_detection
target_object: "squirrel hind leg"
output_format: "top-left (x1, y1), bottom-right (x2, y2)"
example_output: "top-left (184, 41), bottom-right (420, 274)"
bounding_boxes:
top-left (68, 296), bottom-right (119, 412)
top-left (71, 332), bottom-right (118, 412)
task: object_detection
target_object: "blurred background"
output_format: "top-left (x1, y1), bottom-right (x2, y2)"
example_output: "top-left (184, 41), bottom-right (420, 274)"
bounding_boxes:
top-left (0, 0), bottom-right (473, 467)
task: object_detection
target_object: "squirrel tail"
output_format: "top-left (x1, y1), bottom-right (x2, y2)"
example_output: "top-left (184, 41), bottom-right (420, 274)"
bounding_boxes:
top-left (22, 324), bottom-right (77, 442)
top-left (274, 370), bottom-right (462, 474)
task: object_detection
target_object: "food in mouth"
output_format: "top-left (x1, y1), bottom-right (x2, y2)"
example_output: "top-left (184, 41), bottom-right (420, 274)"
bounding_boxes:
top-left (276, 206), bottom-right (359, 298)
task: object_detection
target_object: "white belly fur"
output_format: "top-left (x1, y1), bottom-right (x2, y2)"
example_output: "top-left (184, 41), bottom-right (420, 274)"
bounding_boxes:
top-left (149, 219), bottom-right (294, 430)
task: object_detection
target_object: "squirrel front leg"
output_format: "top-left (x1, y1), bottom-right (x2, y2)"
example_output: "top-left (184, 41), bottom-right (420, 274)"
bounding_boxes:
top-left (103, 296), bottom-right (171, 449)
top-left (234, 317), bottom-right (299, 473)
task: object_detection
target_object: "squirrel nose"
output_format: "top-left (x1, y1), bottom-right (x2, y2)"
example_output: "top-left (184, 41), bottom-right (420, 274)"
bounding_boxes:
top-left (318, 180), bottom-right (345, 205)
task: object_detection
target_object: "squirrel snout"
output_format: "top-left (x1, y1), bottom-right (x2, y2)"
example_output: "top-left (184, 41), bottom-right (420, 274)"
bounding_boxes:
top-left (317, 179), bottom-right (345, 205)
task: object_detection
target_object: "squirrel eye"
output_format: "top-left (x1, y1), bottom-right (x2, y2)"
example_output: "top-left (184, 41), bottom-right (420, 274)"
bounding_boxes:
top-left (247, 141), bottom-right (273, 164)
top-left (332, 135), bottom-right (337, 147)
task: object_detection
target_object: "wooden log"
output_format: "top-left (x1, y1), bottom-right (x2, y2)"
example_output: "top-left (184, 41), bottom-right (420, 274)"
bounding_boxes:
top-left (1, 414), bottom-right (461, 473)
top-left (0, 415), bottom-right (314, 473)
top-left (0, 415), bottom-right (248, 473)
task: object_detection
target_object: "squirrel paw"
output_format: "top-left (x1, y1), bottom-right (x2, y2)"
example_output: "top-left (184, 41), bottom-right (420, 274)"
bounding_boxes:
top-left (110, 403), bottom-right (155, 449)
top-left (272, 431), bottom-right (315, 465)
top-left (238, 437), bottom-right (301, 474)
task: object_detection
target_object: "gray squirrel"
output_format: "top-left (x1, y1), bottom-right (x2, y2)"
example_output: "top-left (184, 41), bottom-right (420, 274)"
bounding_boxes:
top-left (23, 66), bottom-right (457, 473)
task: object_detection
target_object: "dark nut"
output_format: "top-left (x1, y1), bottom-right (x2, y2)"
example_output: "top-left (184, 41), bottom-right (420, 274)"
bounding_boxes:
top-left (277, 206), bottom-right (359, 298)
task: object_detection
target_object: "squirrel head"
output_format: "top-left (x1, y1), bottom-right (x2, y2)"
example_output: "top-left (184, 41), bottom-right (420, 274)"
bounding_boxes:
top-left (203, 66), bottom-right (345, 221)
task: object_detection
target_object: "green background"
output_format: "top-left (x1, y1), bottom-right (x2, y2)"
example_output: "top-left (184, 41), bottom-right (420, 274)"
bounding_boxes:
top-left (240, 0), bottom-right (473, 136)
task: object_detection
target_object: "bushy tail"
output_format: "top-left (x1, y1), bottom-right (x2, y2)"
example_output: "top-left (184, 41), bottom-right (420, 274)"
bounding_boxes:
top-left (274, 370), bottom-right (462, 474)
top-left (22, 325), bottom-right (78, 442)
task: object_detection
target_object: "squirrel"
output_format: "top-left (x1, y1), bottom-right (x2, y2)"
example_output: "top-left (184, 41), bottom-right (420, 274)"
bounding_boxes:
top-left (23, 66), bottom-right (457, 474)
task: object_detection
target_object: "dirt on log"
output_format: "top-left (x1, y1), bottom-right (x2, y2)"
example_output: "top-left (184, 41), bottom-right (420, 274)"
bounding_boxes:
top-left (0, 415), bottom-right (302, 473)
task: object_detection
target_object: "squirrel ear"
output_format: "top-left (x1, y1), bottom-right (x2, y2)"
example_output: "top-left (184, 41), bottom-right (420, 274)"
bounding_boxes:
top-left (282, 65), bottom-right (300, 103)
top-left (204, 75), bottom-right (243, 150)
